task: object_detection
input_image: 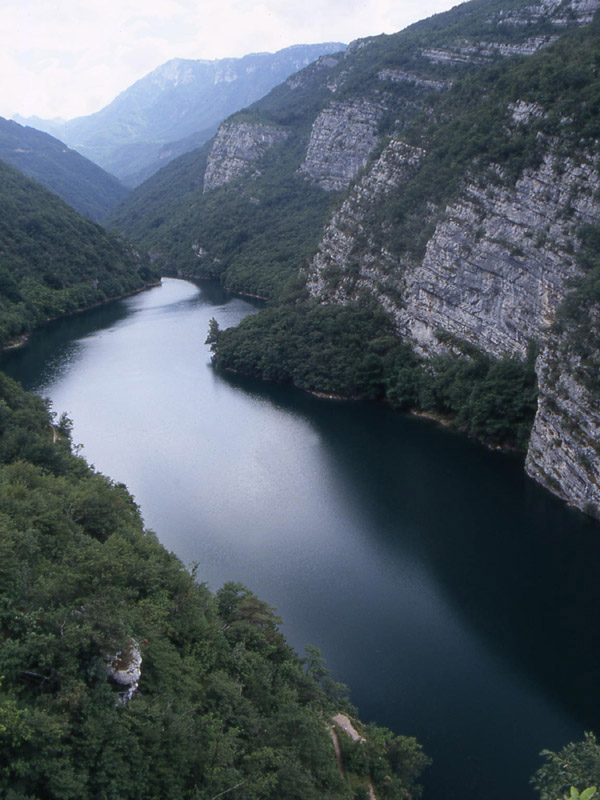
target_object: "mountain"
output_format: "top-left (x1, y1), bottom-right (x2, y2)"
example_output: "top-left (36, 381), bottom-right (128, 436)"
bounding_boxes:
top-left (0, 158), bottom-right (155, 346)
top-left (108, 0), bottom-right (600, 520)
top-left (18, 43), bottom-right (346, 186)
top-left (0, 117), bottom-right (128, 221)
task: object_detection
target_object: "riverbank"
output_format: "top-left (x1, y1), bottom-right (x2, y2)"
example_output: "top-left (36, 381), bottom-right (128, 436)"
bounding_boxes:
top-left (2, 280), bottom-right (162, 352)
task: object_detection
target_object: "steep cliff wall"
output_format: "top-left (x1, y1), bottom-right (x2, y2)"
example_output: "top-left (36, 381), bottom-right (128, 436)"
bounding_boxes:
top-left (203, 121), bottom-right (290, 191)
top-left (306, 136), bottom-right (425, 308)
top-left (526, 337), bottom-right (600, 516)
top-left (400, 148), bottom-right (600, 358)
top-left (299, 100), bottom-right (386, 190)
top-left (306, 112), bottom-right (600, 516)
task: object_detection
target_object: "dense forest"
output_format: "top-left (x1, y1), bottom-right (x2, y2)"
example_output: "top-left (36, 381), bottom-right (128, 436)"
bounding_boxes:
top-left (0, 371), bottom-right (430, 799)
top-left (0, 159), bottom-right (157, 348)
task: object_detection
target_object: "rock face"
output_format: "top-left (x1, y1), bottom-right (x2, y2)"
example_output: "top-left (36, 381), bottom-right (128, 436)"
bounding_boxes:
top-left (203, 121), bottom-right (290, 191)
top-left (307, 109), bottom-right (600, 517)
top-left (400, 149), bottom-right (600, 358)
top-left (526, 340), bottom-right (600, 516)
top-left (307, 137), bottom-right (425, 307)
top-left (491, 0), bottom-right (600, 26)
top-left (105, 638), bottom-right (142, 704)
top-left (299, 100), bottom-right (386, 191)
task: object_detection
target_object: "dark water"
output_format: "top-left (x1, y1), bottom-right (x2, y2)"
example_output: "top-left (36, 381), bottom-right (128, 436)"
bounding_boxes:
top-left (3, 278), bottom-right (599, 800)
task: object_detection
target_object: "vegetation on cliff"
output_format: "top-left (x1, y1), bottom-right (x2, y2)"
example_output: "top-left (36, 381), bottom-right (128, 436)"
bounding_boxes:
top-left (0, 159), bottom-right (157, 348)
top-left (208, 298), bottom-right (538, 451)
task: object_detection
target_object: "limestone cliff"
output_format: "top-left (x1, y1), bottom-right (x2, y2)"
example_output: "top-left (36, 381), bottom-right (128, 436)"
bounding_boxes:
top-left (203, 120), bottom-right (290, 192)
top-left (526, 337), bottom-right (600, 516)
top-left (299, 100), bottom-right (386, 191)
top-left (306, 114), bottom-right (600, 517)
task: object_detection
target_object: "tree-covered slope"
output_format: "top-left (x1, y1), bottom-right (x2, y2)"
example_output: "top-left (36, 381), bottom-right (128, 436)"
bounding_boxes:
top-left (0, 371), bottom-right (429, 800)
top-left (0, 117), bottom-right (128, 222)
top-left (0, 159), bottom-right (156, 347)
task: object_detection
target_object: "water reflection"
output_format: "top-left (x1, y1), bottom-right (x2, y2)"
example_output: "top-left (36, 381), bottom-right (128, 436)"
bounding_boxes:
top-left (1, 278), bottom-right (598, 800)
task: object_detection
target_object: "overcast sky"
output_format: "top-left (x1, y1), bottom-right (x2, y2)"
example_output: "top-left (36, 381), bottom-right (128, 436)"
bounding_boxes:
top-left (1, 0), bottom-right (461, 121)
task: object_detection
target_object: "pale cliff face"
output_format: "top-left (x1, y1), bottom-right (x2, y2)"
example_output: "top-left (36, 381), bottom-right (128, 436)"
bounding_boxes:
top-left (305, 110), bottom-right (600, 517)
top-left (203, 121), bottom-right (290, 192)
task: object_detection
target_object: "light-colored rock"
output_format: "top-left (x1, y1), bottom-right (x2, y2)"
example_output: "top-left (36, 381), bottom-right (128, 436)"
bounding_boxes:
top-left (203, 121), bottom-right (290, 192)
top-left (105, 638), bottom-right (142, 704)
top-left (299, 99), bottom-right (386, 191)
top-left (400, 150), bottom-right (600, 358)
top-left (526, 338), bottom-right (600, 518)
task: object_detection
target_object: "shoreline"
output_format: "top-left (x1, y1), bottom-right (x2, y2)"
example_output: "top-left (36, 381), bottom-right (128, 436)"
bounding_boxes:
top-left (1, 280), bottom-right (162, 353)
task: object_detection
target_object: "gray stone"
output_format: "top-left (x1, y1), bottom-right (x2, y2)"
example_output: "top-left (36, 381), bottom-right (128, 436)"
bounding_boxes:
top-left (299, 100), bottom-right (386, 191)
top-left (204, 121), bottom-right (290, 192)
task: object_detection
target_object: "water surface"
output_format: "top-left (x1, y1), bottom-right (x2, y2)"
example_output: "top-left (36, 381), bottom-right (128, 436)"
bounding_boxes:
top-left (3, 278), bottom-right (599, 800)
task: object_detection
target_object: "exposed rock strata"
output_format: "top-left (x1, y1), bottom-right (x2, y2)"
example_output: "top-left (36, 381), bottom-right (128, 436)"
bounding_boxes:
top-left (203, 121), bottom-right (290, 192)
top-left (378, 70), bottom-right (452, 90)
top-left (299, 100), bottom-right (386, 191)
top-left (422, 36), bottom-right (558, 63)
top-left (526, 340), bottom-right (600, 517)
top-left (401, 151), bottom-right (600, 358)
top-left (306, 137), bottom-right (425, 309)
top-left (491, 0), bottom-right (600, 26)
top-left (307, 125), bottom-right (600, 516)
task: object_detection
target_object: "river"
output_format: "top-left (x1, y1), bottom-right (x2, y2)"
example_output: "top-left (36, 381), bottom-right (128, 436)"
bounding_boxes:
top-left (2, 277), bottom-right (599, 800)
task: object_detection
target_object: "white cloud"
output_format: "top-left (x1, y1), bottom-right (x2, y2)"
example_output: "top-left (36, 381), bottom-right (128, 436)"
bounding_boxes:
top-left (0, 0), bottom-right (460, 120)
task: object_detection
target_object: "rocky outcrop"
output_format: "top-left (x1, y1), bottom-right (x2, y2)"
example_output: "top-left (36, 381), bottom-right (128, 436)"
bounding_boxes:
top-left (378, 70), bottom-right (453, 90)
top-left (106, 638), bottom-right (142, 704)
top-left (491, 0), bottom-right (600, 26)
top-left (299, 100), bottom-right (386, 191)
top-left (306, 137), bottom-right (425, 307)
top-left (400, 150), bottom-right (600, 358)
top-left (526, 339), bottom-right (600, 517)
top-left (204, 121), bottom-right (290, 191)
top-left (422, 36), bottom-right (558, 64)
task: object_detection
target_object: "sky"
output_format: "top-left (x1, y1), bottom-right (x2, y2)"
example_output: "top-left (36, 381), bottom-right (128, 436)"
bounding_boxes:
top-left (0, 0), bottom-right (461, 122)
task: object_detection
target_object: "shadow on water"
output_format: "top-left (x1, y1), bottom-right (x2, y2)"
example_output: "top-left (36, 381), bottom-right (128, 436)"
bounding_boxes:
top-left (218, 369), bottom-right (600, 734)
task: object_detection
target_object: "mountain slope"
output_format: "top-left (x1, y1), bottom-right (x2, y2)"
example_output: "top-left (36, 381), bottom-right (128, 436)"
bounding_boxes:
top-left (21, 43), bottom-right (345, 186)
top-left (109, 0), bottom-right (600, 518)
top-left (0, 117), bottom-right (128, 221)
top-left (0, 159), bottom-right (155, 346)
top-left (0, 371), bottom-right (429, 800)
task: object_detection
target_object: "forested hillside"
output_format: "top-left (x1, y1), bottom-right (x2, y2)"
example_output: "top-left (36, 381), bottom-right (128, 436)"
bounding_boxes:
top-left (0, 159), bottom-right (156, 347)
top-left (0, 118), bottom-right (128, 221)
top-left (0, 371), bottom-right (430, 799)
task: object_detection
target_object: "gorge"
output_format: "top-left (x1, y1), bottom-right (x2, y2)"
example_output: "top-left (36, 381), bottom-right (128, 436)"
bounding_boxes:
top-left (2, 277), bottom-right (599, 800)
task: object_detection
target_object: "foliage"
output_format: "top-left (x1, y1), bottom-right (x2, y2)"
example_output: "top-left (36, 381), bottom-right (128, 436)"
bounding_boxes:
top-left (0, 117), bottom-right (128, 223)
top-left (0, 372), bottom-right (428, 799)
top-left (532, 733), bottom-right (600, 800)
top-left (0, 159), bottom-right (157, 348)
top-left (210, 299), bottom-right (538, 451)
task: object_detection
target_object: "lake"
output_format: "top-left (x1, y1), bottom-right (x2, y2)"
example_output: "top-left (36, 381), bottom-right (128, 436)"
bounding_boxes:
top-left (3, 277), bottom-right (599, 799)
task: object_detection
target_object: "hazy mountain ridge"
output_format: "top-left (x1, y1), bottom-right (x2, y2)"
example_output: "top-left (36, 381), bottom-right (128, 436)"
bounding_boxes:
top-left (19, 43), bottom-right (346, 186)
top-left (0, 117), bottom-right (128, 221)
